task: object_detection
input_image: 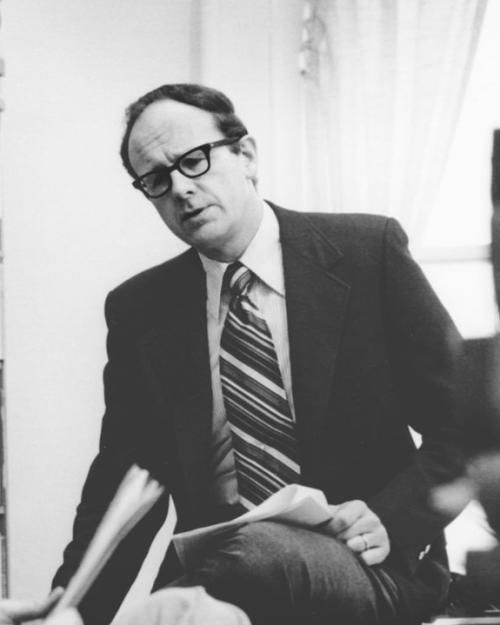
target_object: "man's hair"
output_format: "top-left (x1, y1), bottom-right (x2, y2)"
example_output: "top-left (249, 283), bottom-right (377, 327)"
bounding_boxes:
top-left (120, 83), bottom-right (249, 178)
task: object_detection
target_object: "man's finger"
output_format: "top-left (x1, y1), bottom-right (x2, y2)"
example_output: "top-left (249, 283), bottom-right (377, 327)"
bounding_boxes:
top-left (335, 514), bottom-right (379, 542)
top-left (328, 500), bottom-right (367, 534)
top-left (360, 545), bottom-right (390, 566)
top-left (345, 534), bottom-right (370, 553)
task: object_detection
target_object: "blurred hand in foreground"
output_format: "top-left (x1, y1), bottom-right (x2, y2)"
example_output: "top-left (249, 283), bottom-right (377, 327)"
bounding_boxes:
top-left (0, 588), bottom-right (71, 624)
top-left (114, 586), bottom-right (250, 625)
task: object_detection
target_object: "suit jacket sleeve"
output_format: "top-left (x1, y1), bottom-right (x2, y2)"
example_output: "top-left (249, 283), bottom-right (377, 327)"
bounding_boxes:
top-left (367, 217), bottom-right (464, 573)
top-left (52, 287), bottom-right (170, 625)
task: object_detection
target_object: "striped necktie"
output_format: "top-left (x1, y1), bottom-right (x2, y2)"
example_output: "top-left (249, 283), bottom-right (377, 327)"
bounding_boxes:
top-left (220, 262), bottom-right (300, 509)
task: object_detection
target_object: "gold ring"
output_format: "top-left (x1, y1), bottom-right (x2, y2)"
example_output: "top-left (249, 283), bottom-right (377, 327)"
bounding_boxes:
top-left (361, 534), bottom-right (369, 551)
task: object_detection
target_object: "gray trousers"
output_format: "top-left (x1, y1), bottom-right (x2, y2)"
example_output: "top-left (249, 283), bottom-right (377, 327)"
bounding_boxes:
top-left (171, 521), bottom-right (434, 625)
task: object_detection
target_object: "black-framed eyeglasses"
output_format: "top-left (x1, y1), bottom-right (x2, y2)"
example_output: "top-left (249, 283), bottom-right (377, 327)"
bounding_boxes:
top-left (132, 136), bottom-right (244, 199)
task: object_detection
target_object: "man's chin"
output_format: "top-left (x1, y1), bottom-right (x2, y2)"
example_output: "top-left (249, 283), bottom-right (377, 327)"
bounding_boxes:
top-left (184, 223), bottom-right (226, 254)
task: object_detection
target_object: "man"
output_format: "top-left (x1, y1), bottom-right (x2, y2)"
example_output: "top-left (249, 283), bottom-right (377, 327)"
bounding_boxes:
top-left (18, 84), bottom-right (465, 624)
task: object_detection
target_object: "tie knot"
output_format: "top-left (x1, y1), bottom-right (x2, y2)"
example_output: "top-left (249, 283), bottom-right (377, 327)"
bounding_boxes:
top-left (223, 262), bottom-right (253, 296)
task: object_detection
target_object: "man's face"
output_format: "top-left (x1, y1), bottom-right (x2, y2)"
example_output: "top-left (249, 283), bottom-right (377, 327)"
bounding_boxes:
top-left (128, 99), bottom-right (260, 261)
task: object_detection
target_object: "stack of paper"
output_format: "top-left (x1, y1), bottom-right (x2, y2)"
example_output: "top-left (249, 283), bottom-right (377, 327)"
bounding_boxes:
top-left (173, 484), bottom-right (333, 569)
top-left (53, 465), bottom-right (164, 613)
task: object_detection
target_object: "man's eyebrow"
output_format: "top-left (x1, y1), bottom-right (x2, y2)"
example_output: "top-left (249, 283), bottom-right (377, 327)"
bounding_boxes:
top-left (172, 142), bottom-right (207, 159)
top-left (155, 144), bottom-right (198, 168)
top-left (158, 142), bottom-right (209, 168)
top-left (137, 146), bottom-right (189, 177)
top-left (137, 140), bottom-right (213, 177)
top-left (137, 149), bottom-right (178, 175)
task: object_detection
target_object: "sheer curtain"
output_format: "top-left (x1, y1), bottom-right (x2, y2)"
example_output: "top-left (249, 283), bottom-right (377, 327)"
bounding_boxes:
top-left (299, 0), bottom-right (487, 244)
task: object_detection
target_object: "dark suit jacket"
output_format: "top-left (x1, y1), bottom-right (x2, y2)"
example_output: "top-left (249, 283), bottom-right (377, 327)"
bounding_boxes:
top-left (53, 205), bottom-right (464, 624)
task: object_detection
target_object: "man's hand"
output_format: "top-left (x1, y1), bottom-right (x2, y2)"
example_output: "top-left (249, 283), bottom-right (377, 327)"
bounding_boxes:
top-left (322, 500), bottom-right (390, 566)
top-left (0, 588), bottom-right (69, 624)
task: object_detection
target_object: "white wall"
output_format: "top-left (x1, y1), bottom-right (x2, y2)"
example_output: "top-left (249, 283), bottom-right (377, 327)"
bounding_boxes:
top-left (2, 0), bottom-right (193, 601)
top-left (197, 0), bottom-right (305, 210)
top-left (1, 0), bottom-right (306, 606)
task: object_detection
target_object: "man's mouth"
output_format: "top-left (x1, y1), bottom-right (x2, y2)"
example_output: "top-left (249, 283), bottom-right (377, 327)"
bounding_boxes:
top-left (182, 207), bottom-right (205, 222)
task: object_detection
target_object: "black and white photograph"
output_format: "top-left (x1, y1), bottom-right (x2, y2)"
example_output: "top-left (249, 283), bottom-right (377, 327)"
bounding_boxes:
top-left (0, 1), bottom-right (499, 624)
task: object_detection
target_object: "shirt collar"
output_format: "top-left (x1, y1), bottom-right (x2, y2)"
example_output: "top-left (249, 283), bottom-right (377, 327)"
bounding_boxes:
top-left (199, 201), bottom-right (284, 319)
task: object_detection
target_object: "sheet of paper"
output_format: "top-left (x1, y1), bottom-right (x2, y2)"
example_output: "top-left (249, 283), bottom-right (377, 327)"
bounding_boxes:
top-left (53, 466), bottom-right (165, 613)
top-left (173, 484), bottom-right (332, 569)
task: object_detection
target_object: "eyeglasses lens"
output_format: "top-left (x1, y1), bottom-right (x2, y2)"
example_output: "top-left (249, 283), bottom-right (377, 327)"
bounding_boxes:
top-left (142, 169), bottom-right (171, 198)
top-left (179, 149), bottom-right (209, 177)
top-left (141, 148), bottom-right (210, 198)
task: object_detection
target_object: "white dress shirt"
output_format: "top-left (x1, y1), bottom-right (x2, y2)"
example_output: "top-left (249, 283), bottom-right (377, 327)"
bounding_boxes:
top-left (199, 201), bottom-right (295, 505)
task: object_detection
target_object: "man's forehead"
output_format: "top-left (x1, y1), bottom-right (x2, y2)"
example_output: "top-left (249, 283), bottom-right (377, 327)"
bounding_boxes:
top-left (132, 100), bottom-right (218, 146)
top-left (128, 99), bottom-right (220, 169)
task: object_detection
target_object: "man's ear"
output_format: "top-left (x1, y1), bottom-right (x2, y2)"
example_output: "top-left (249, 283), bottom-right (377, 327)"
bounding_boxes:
top-left (238, 135), bottom-right (258, 184)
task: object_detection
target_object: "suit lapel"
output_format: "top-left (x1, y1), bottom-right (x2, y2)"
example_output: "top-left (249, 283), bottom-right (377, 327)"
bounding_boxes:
top-left (139, 250), bottom-right (214, 517)
top-left (139, 207), bottom-right (350, 503)
top-left (274, 206), bottom-right (351, 480)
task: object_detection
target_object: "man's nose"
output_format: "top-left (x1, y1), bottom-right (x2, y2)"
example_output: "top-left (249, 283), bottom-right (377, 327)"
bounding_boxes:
top-left (170, 169), bottom-right (196, 197)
